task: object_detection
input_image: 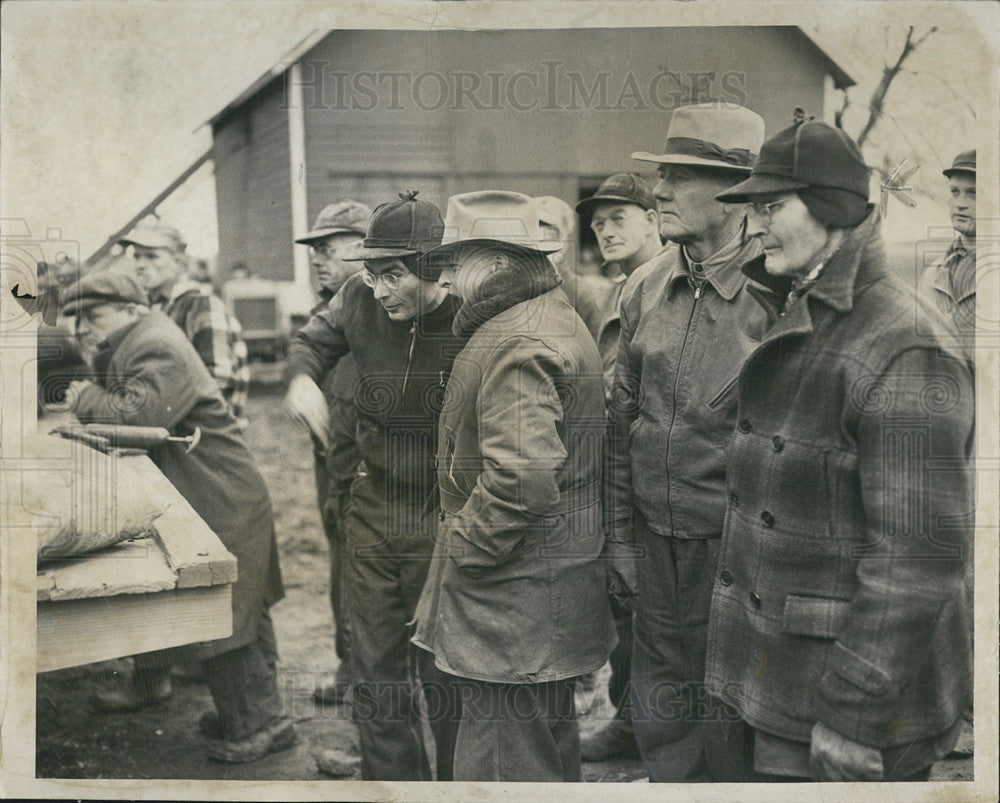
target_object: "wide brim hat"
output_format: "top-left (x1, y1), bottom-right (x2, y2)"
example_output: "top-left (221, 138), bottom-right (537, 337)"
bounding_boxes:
top-left (342, 190), bottom-right (445, 261)
top-left (424, 191), bottom-right (563, 258)
top-left (943, 149), bottom-right (975, 178)
top-left (295, 200), bottom-right (373, 244)
top-left (716, 121), bottom-right (870, 204)
top-left (631, 103), bottom-right (765, 173)
top-left (62, 269), bottom-right (149, 317)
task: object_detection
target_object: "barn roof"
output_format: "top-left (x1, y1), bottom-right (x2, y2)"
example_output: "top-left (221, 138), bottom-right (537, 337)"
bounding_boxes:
top-left (203, 25), bottom-right (855, 129)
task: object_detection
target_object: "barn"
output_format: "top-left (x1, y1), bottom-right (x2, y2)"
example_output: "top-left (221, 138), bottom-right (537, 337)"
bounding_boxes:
top-left (206, 26), bottom-right (853, 321)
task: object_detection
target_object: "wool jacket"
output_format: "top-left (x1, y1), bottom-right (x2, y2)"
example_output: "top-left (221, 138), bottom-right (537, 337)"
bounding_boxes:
top-left (705, 209), bottom-right (974, 748)
top-left (73, 310), bottom-right (283, 658)
top-left (413, 259), bottom-right (616, 682)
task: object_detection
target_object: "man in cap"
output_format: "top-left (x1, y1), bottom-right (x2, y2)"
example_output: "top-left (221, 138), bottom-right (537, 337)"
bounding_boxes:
top-left (294, 200), bottom-right (372, 705)
top-left (565, 173), bottom-right (662, 762)
top-left (119, 219), bottom-right (250, 423)
top-left (413, 190), bottom-right (616, 782)
top-left (603, 102), bottom-right (768, 781)
top-left (920, 149), bottom-right (976, 367)
top-left (705, 121), bottom-right (973, 782)
top-left (285, 191), bottom-right (464, 781)
top-left (63, 271), bottom-right (292, 762)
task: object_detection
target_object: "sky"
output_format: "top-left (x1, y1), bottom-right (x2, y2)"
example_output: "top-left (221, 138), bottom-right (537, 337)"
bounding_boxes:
top-left (1, 1), bottom-right (995, 265)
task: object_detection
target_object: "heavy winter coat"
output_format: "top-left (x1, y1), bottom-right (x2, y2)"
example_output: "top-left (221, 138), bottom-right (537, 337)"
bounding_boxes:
top-left (73, 310), bottom-right (283, 658)
top-left (413, 259), bottom-right (616, 683)
top-left (705, 209), bottom-right (974, 748)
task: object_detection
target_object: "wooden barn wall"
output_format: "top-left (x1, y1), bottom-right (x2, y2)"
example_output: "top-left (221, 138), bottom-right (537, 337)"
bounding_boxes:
top-left (214, 80), bottom-right (294, 283)
top-left (214, 26), bottom-right (834, 280)
top-left (300, 26), bottom-right (828, 218)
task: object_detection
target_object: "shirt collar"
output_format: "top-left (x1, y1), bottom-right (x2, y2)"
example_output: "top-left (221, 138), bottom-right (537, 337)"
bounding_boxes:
top-left (665, 219), bottom-right (759, 301)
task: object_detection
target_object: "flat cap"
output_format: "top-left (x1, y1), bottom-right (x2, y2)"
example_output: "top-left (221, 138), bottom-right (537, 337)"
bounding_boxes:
top-left (62, 269), bottom-right (149, 317)
top-left (575, 173), bottom-right (656, 216)
top-left (296, 200), bottom-right (373, 243)
top-left (118, 219), bottom-right (187, 252)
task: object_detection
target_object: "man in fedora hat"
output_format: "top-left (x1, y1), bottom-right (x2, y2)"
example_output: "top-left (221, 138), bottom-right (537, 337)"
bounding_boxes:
top-left (920, 149), bottom-right (976, 367)
top-left (294, 200), bottom-right (372, 706)
top-left (285, 191), bottom-right (464, 781)
top-left (705, 121), bottom-right (973, 782)
top-left (63, 270), bottom-right (292, 763)
top-left (413, 190), bottom-right (616, 782)
top-left (120, 219), bottom-right (250, 424)
top-left (603, 102), bottom-right (769, 781)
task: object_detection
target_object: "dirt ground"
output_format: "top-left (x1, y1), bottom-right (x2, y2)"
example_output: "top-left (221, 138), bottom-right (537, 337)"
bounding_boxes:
top-left (35, 380), bottom-right (974, 786)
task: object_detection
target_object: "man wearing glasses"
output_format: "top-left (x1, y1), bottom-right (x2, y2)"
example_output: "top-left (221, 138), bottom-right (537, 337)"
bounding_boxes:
top-left (294, 201), bottom-right (371, 707)
top-left (604, 103), bottom-right (768, 781)
top-left (285, 191), bottom-right (464, 781)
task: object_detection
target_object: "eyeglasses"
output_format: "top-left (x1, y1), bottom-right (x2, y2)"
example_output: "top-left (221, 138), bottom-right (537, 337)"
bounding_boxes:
top-left (361, 268), bottom-right (404, 291)
top-left (748, 199), bottom-right (788, 224)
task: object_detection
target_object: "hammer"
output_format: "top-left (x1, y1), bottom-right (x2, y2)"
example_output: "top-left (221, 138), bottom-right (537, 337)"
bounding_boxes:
top-left (51, 424), bottom-right (202, 455)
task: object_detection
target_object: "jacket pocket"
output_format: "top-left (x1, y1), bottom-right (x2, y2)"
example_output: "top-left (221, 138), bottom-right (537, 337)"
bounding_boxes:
top-left (706, 371), bottom-right (741, 410)
top-left (781, 594), bottom-right (852, 638)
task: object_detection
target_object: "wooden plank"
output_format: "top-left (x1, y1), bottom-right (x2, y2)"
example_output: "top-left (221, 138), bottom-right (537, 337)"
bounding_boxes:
top-left (128, 459), bottom-right (238, 589)
top-left (37, 538), bottom-right (177, 602)
top-left (36, 585), bottom-right (232, 673)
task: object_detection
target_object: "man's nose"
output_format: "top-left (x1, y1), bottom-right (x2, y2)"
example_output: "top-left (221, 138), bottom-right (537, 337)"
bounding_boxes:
top-left (745, 209), bottom-right (768, 240)
top-left (653, 179), bottom-right (672, 201)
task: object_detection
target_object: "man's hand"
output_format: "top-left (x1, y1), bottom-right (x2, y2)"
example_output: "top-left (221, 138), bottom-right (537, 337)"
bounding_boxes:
top-left (65, 379), bottom-right (93, 409)
top-left (285, 374), bottom-right (330, 449)
top-left (604, 540), bottom-right (640, 611)
top-left (809, 721), bottom-right (884, 781)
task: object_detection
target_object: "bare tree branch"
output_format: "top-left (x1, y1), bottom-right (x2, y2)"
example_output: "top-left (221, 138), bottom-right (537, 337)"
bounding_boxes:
top-left (854, 26), bottom-right (938, 147)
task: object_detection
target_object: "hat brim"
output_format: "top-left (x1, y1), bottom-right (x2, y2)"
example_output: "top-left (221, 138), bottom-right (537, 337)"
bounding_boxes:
top-left (715, 173), bottom-right (811, 203)
top-left (943, 167), bottom-right (975, 178)
top-left (295, 227), bottom-right (366, 245)
top-left (118, 235), bottom-right (178, 250)
top-left (425, 237), bottom-right (564, 259)
top-left (575, 195), bottom-right (653, 215)
top-left (341, 244), bottom-right (425, 262)
top-left (630, 152), bottom-right (753, 173)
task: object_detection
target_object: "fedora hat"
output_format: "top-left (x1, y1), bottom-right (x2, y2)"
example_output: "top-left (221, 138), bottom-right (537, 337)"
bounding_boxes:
top-left (342, 190), bottom-right (445, 261)
top-left (296, 200), bottom-right (372, 244)
top-left (426, 191), bottom-right (563, 257)
top-left (632, 103), bottom-right (765, 173)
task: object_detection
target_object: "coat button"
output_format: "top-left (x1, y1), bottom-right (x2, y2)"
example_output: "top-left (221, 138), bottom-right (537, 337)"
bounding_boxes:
top-left (730, 492), bottom-right (740, 507)
top-left (738, 418), bottom-right (753, 433)
top-left (749, 592), bottom-right (762, 608)
top-left (772, 435), bottom-right (784, 452)
top-left (720, 570), bottom-right (734, 586)
top-left (761, 510), bottom-right (775, 527)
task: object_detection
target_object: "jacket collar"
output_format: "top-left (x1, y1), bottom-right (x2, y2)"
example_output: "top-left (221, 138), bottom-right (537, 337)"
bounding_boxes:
top-left (665, 219), bottom-right (760, 301)
top-left (453, 256), bottom-right (563, 337)
top-left (92, 315), bottom-right (146, 381)
top-left (742, 205), bottom-right (886, 347)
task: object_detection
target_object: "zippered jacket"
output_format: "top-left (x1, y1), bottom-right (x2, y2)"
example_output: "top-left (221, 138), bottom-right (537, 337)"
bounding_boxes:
top-left (287, 274), bottom-right (464, 496)
top-left (604, 236), bottom-right (765, 542)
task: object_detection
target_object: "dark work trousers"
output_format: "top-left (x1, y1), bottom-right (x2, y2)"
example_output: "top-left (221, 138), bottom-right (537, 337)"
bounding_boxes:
top-left (132, 608), bottom-right (283, 741)
top-left (200, 608), bottom-right (284, 741)
top-left (629, 514), bottom-right (721, 782)
top-left (345, 475), bottom-right (459, 781)
top-left (313, 395), bottom-right (360, 665)
top-left (453, 677), bottom-right (581, 782)
top-left (607, 594), bottom-right (634, 716)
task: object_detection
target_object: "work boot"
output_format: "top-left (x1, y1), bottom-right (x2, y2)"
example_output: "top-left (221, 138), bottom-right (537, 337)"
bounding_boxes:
top-left (315, 747), bottom-right (361, 777)
top-left (313, 661), bottom-right (352, 705)
top-left (581, 716), bottom-right (640, 762)
top-left (90, 669), bottom-right (172, 713)
top-left (205, 715), bottom-right (298, 763)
